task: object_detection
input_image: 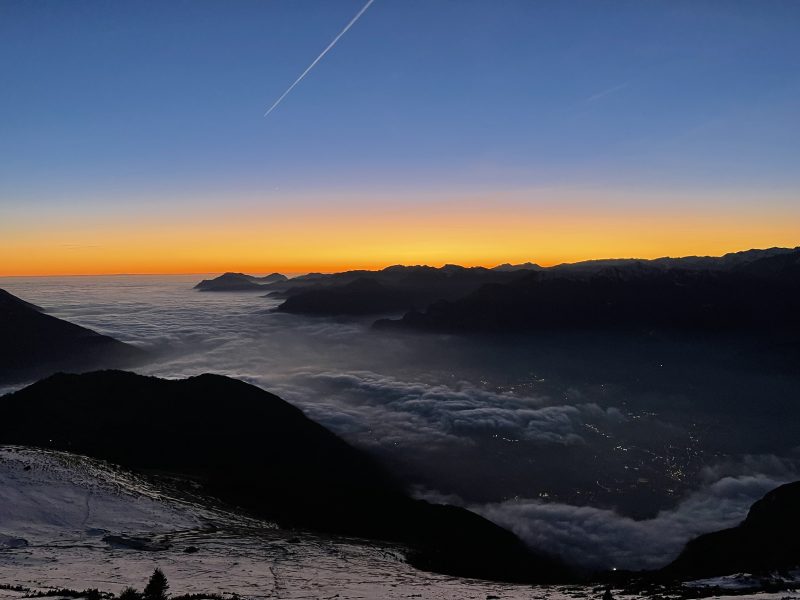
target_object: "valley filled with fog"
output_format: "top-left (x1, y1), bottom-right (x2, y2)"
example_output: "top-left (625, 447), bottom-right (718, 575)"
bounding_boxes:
top-left (2, 274), bottom-right (798, 570)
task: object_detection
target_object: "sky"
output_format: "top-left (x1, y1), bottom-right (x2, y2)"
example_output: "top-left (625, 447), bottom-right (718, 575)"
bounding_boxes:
top-left (1, 0), bottom-right (799, 275)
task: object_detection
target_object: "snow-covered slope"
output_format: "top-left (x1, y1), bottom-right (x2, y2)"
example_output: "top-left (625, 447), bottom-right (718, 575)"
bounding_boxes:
top-left (0, 446), bottom-right (550, 598)
top-left (0, 447), bottom-right (206, 545)
top-left (2, 446), bottom-right (799, 600)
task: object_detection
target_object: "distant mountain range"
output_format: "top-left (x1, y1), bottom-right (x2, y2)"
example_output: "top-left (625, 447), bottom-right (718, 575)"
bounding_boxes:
top-left (0, 370), bottom-right (570, 583)
top-left (0, 288), bottom-right (146, 384)
top-left (544, 246), bottom-right (796, 275)
top-left (377, 247), bottom-right (800, 335)
top-left (195, 247), bottom-right (800, 327)
top-left (198, 264), bottom-right (533, 314)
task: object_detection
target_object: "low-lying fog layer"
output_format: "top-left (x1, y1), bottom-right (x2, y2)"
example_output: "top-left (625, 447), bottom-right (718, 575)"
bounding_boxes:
top-left (1, 274), bottom-right (798, 570)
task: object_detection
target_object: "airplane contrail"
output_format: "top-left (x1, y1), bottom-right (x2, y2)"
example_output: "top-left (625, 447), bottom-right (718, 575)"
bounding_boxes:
top-left (264, 0), bottom-right (376, 117)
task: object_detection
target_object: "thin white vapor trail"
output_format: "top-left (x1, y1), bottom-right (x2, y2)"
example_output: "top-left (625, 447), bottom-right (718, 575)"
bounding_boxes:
top-left (586, 82), bottom-right (629, 103)
top-left (264, 0), bottom-right (376, 117)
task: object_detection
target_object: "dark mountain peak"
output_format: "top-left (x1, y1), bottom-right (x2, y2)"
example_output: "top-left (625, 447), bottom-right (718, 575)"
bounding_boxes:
top-left (260, 272), bottom-right (289, 283)
top-left (0, 289), bottom-right (146, 384)
top-left (742, 480), bottom-right (800, 529)
top-left (0, 287), bottom-right (43, 312)
top-left (291, 272), bottom-right (326, 281)
top-left (441, 263), bottom-right (468, 273)
top-left (381, 264), bottom-right (413, 273)
top-left (736, 248), bottom-right (800, 277)
top-left (492, 262), bottom-right (543, 272)
top-left (551, 258), bottom-right (643, 271)
top-left (194, 272), bottom-right (288, 291)
top-left (663, 480), bottom-right (800, 579)
top-left (213, 271), bottom-right (287, 282)
top-left (194, 272), bottom-right (260, 291)
top-left (380, 264), bottom-right (437, 275)
top-left (721, 246), bottom-right (796, 262)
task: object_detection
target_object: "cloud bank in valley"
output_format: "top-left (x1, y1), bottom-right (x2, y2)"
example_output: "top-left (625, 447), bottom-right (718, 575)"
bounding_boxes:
top-left (423, 459), bottom-right (800, 570)
top-left (273, 370), bottom-right (625, 449)
top-left (3, 276), bottom-right (800, 572)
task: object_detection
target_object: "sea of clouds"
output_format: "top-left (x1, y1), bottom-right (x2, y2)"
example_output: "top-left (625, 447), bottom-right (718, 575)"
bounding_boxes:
top-left (2, 274), bottom-right (798, 569)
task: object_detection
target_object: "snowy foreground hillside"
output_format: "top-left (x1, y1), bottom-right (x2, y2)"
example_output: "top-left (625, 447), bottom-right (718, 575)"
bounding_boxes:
top-left (1, 446), bottom-right (799, 600)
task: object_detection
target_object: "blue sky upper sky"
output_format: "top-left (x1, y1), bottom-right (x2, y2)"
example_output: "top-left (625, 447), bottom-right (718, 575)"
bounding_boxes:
top-left (1, 1), bottom-right (799, 273)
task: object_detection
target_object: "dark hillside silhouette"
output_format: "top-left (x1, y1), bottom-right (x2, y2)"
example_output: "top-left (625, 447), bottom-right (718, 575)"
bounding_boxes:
top-left (275, 278), bottom-right (414, 315)
top-left (0, 370), bottom-right (570, 583)
top-left (268, 264), bottom-right (535, 315)
top-left (0, 288), bottom-right (146, 384)
top-left (662, 481), bottom-right (800, 578)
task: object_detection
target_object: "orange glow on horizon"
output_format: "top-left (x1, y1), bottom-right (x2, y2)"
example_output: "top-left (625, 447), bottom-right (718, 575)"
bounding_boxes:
top-left (1, 196), bottom-right (798, 277)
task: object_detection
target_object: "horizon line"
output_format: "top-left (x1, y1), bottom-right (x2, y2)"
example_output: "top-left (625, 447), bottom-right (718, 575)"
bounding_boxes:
top-left (1, 244), bottom-right (795, 278)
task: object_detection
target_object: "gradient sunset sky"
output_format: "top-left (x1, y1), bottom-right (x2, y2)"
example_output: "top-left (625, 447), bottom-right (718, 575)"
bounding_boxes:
top-left (1, 0), bottom-right (799, 276)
